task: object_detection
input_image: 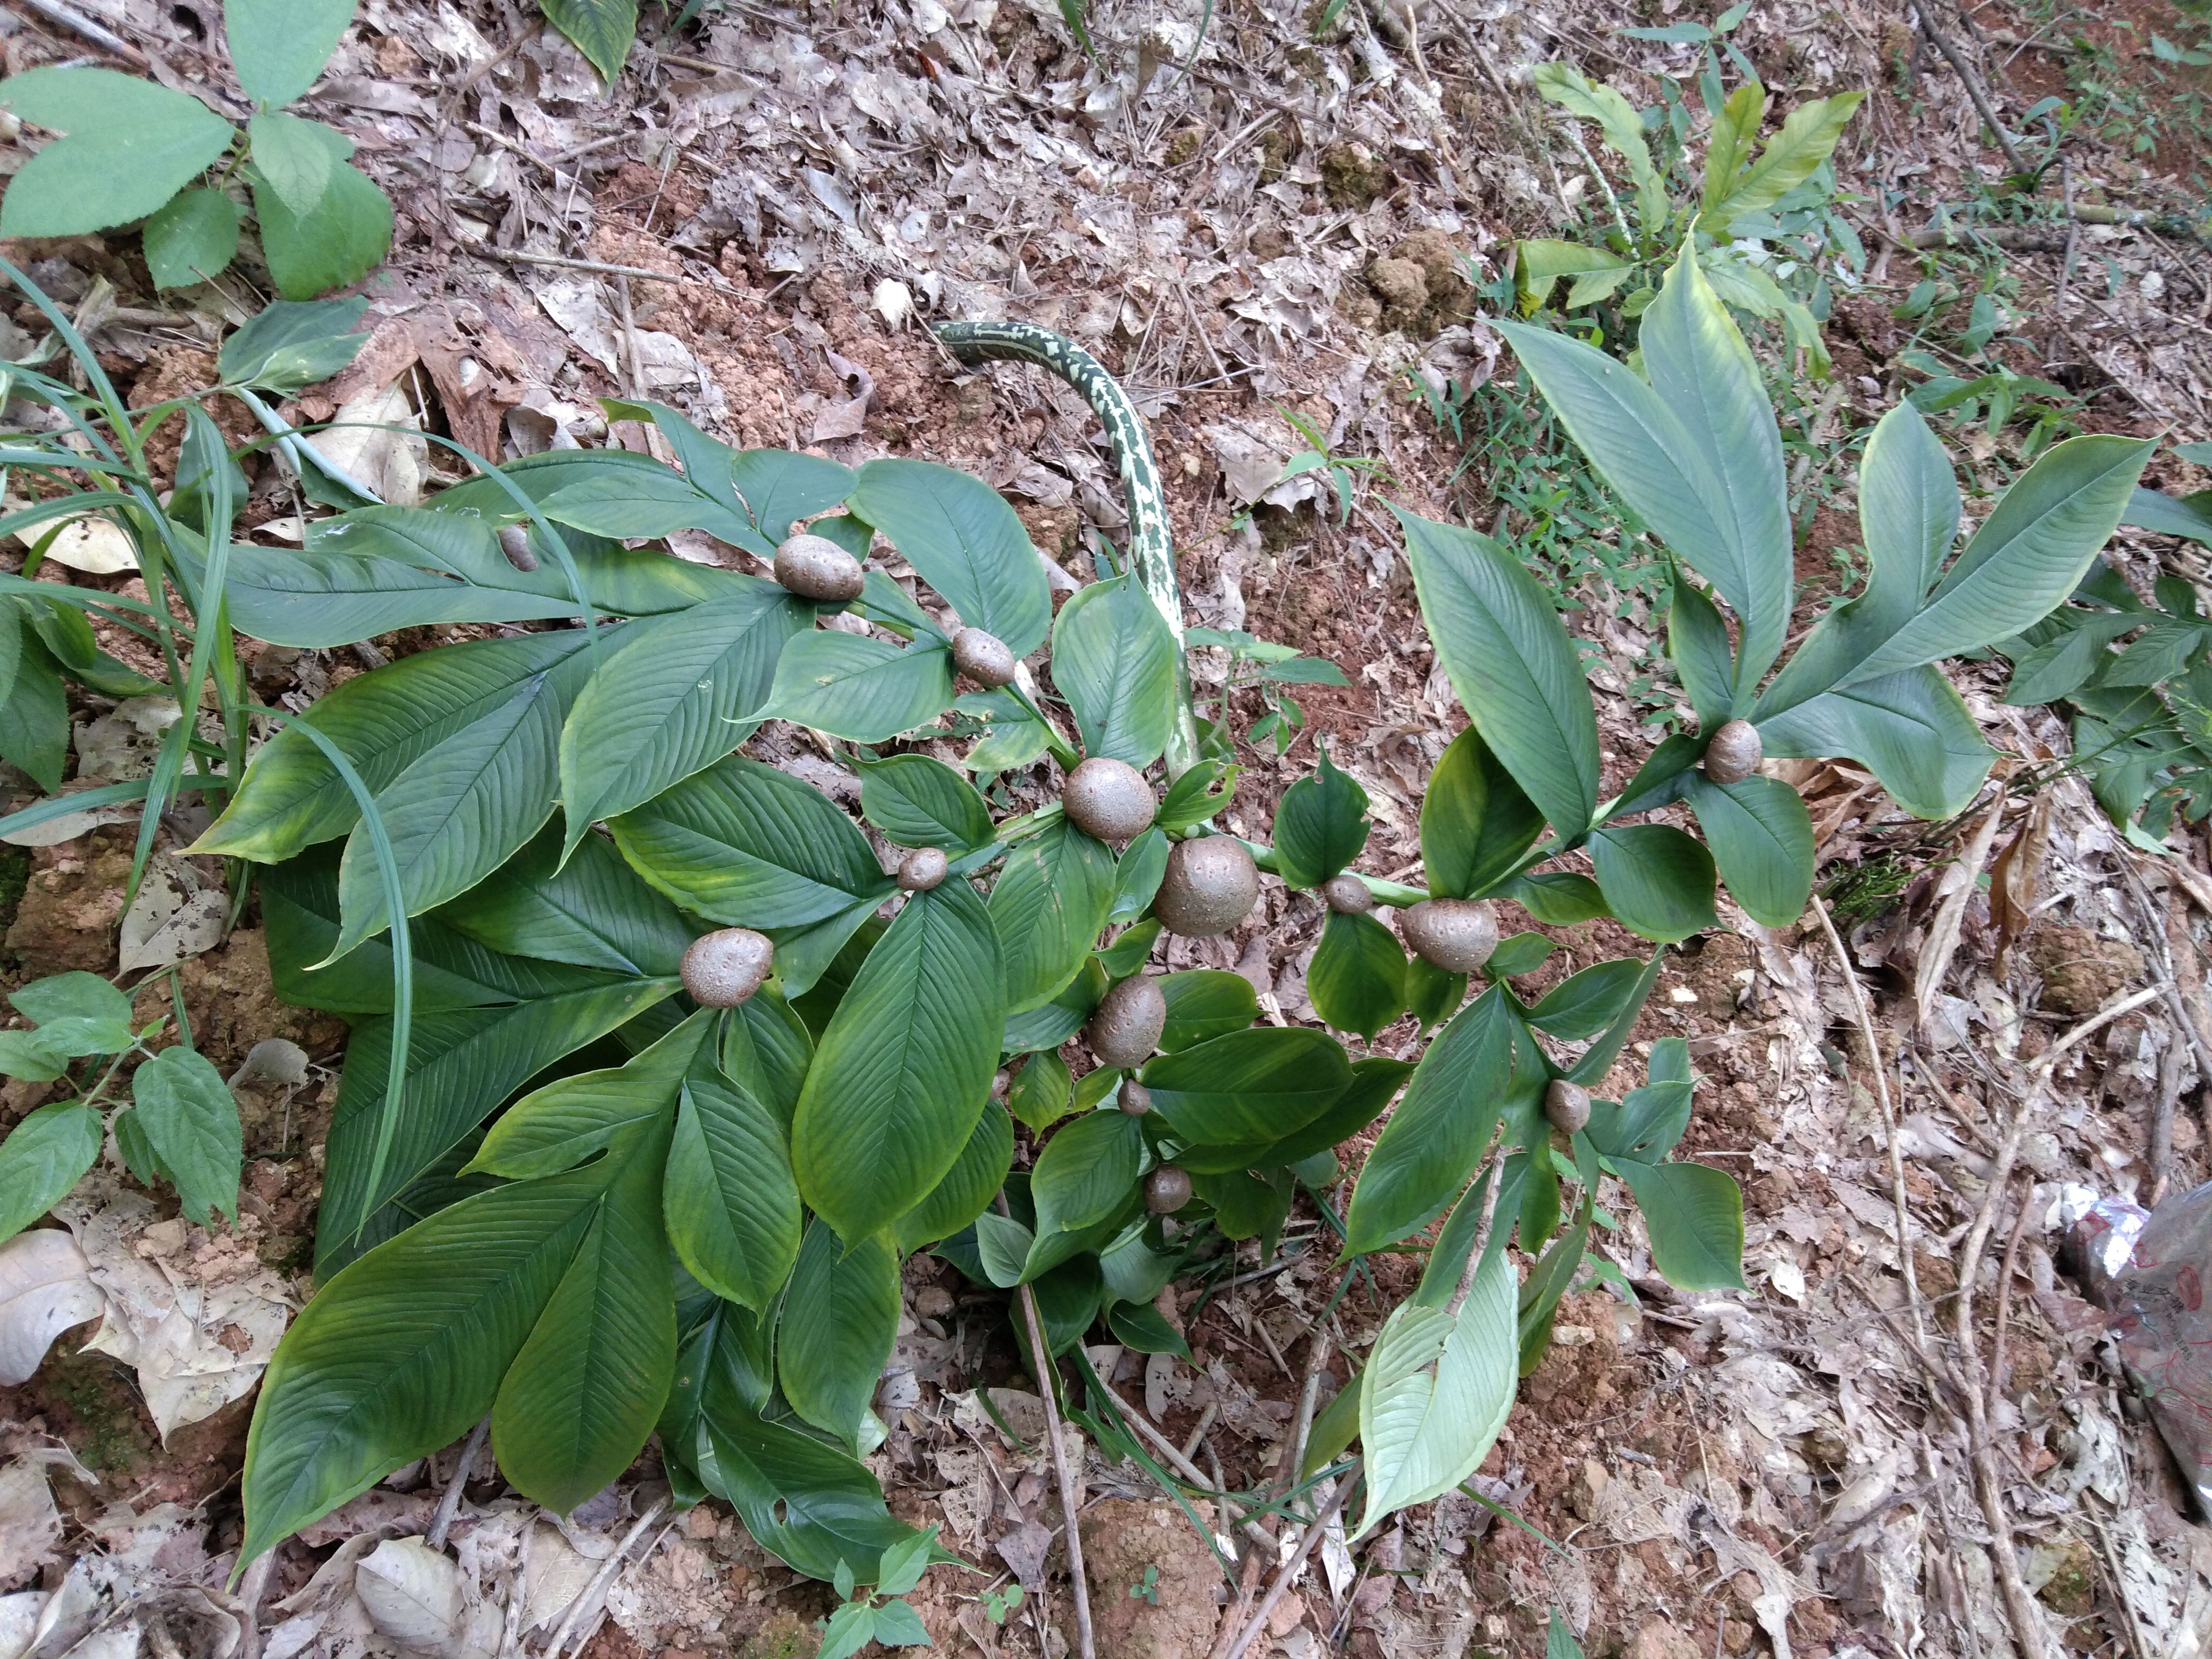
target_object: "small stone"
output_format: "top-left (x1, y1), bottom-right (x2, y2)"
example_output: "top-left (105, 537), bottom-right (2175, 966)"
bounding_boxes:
top-left (773, 532), bottom-right (866, 602)
top-left (1400, 898), bottom-right (1498, 972)
top-left (1144, 1166), bottom-right (1193, 1214)
top-left (1062, 757), bottom-right (1155, 842)
top-left (1154, 837), bottom-right (1259, 937)
top-left (680, 928), bottom-right (773, 1007)
top-left (915, 1285), bottom-right (955, 1320)
top-left (951, 627), bottom-right (1018, 688)
top-left (1118, 1079), bottom-right (1152, 1116)
top-left (896, 847), bottom-right (948, 891)
top-left (1566, 1457), bottom-right (1610, 1520)
top-left (1544, 1078), bottom-right (1591, 1135)
top-left (1321, 873), bottom-right (1375, 914)
top-left (1088, 974), bottom-right (1167, 1068)
top-left (1702, 719), bottom-right (1763, 785)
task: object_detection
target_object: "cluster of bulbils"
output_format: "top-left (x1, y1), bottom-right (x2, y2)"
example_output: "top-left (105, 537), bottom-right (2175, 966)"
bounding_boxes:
top-left (674, 537), bottom-right (1766, 1215)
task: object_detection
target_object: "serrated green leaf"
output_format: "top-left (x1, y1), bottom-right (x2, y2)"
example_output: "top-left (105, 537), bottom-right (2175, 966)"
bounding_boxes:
top-left (248, 110), bottom-right (348, 214)
top-left (0, 1102), bottom-right (102, 1243)
top-left (224, 0), bottom-right (355, 104)
top-left (0, 69), bottom-right (236, 237)
top-left (144, 188), bottom-right (240, 289)
top-left (253, 161), bottom-right (392, 300)
top-left (131, 1046), bottom-right (243, 1227)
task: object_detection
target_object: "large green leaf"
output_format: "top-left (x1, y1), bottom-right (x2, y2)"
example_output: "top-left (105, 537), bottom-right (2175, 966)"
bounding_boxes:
top-left (0, 636), bottom-right (68, 792)
top-left (1343, 988), bottom-right (1521, 1253)
top-left (1666, 572), bottom-right (1736, 731)
top-left (1525, 959), bottom-right (1648, 1041)
top-left (777, 1222), bottom-right (899, 1450)
top-left (892, 1099), bottom-right (1014, 1252)
top-left (728, 449), bottom-right (860, 554)
top-left (1051, 574), bottom-right (1178, 767)
top-left (764, 632), bottom-right (954, 743)
top-left (241, 1154), bottom-right (623, 1564)
top-left (0, 1102), bottom-right (101, 1244)
top-left (1032, 1110), bottom-right (1145, 1236)
top-left (1682, 773), bottom-right (1814, 927)
top-left (1635, 246), bottom-right (1791, 694)
top-left (131, 1047), bottom-right (243, 1227)
top-left (857, 755), bottom-right (994, 852)
top-left (559, 583), bottom-right (808, 850)
top-left (537, 465), bottom-right (752, 544)
top-left (990, 820), bottom-right (1116, 1012)
top-left (1354, 1243), bottom-right (1515, 1537)
top-left (467, 1011), bottom-right (706, 1181)
top-left (1705, 91), bottom-right (1866, 234)
top-left (609, 756), bottom-right (892, 930)
top-left (1588, 825), bottom-right (1717, 943)
top-left (314, 981), bottom-right (674, 1271)
top-left (539, 0), bottom-right (637, 83)
top-left (491, 1116), bottom-right (676, 1512)
top-left (1306, 910), bottom-right (1405, 1041)
top-left (666, 1044), bottom-right (802, 1312)
top-left (1138, 1026), bottom-right (1352, 1146)
top-left (1274, 752), bottom-right (1370, 888)
top-left (1421, 726), bottom-right (1544, 900)
top-left (1858, 399), bottom-right (1960, 619)
top-left (198, 630), bottom-right (595, 861)
top-left (1615, 1161), bottom-right (1746, 1290)
top-left (248, 110), bottom-right (342, 215)
top-left (225, 0), bottom-right (355, 104)
top-left (850, 459), bottom-right (1052, 655)
top-left (722, 992), bottom-right (815, 1131)
top-left (435, 827), bottom-right (691, 978)
top-left (0, 69), bottom-right (236, 237)
top-left (331, 670), bottom-right (568, 957)
top-left (1394, 511), bottom-right (1599, 835)
top-left (1157, 969), bottom-right (1259, 1051)
top-left (1755, 666), bottom-right (1993, 819)
top-left (790, 881), bottom-right (1003, 1242)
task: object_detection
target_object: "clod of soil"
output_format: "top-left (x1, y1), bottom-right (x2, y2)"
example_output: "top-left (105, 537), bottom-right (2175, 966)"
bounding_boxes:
top-left (2027, 924), bottom-right (2146, 1017)
top-left (1062, 757), bottom-right (1156, 842)
top-left (772, 533), bottom-right (865, 601)
top-left (1400, 898), bottom-right (1499, 973)
top-left (1153, 837), bottom-right (1259, 937)
top-left (1702, 719), bottom-right (1763, 785)
top-left (951, 626), bottom-right (1017, 688)
top-left (679, 928), bottom-right (773, 1007)
top-left (1087, 974), bottom-right (1167, 1068)
top-left (1079, 1499), bottom-right (1224, 1659)
top-left (1366, 229), bottom-right (1474, 337)
top-left (1319, 139), bottom-right (1390, 205)
top-left (896, 847), bottom-right (948, 891)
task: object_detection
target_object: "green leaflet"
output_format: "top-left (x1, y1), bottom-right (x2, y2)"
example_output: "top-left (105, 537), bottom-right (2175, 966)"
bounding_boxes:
top-left (1157, 969), bottom-right (1258, 1051)
top-left (1588, 825), bottom-right (1717, 943)
top-left (1614, 1161), bottom-right (1746, 1290)
top-left (468, 1010), bottom-right (709, 1182)
top-left (253, 161), bottom-right (392, 300)
top-left (1273, 752), bottom-right (1370, 888)
top-left (131, 1047), bottom-right (243, 1227)
top-left (790, 880), bottom-right (1003, 1243)
top-left (1755, 666), bottom-right (1994, 820)
top-left (1032, 1110), bottom-right (1145, 1237)
top-left (1138, 1025), bottom-right (1352, 1147)
top-left (537, 465), bottom-right (753, 544)
top-left (539, 0), bottom-right (638, 84)
top-left (666, 1050), bottom-right (802, 1312)
top-left (145, 189), bottom-right (239, 290)
top-left (1667, 571), bottom-right (1737, 732)
top-left (1420, 727), bottom-right (1544, 900)
top-left (558, 582), bottom-right (809, 849)
top-left (990, 819), bottom-right (1116, 1012)
top-left (435, 826), bottom-right (692, 978)
top-left (777, 1221), bottom-right (899, 1451)
top-left (225, 0), bottom-right (354, 104)
top-left (1051, 573), bottom-right (1178, 767)
top-left (764, 632), bottom-right (955, 744)
top-left (1306, 910), bottom-right (1406, 1041)
top-left (1524, 959), bottom-right (1648, 1041)
top-left (850, 458), bottom-right (1052, 656)
top-left (892, 1099), bottom-right (1015, 1252)
top-left (1682, 773), bottom-right (1814, 928)
top-left (0, 69), bottom-right (236, 238)
top-left (0, 1102), bottom-right (102, 1244)
top-left (858, 754), bottom-right (994, 851)
top-left (1394, 510), bottom-right (1599, 836)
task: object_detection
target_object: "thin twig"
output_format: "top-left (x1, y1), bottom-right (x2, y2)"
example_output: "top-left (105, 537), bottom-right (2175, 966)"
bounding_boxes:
top-left (1219, 1470), bottom-right (1358, 1659)
top-left (1000, 1202), bottom-right (1094, 1659)
top-left (542, 1495), bottom-right (668, 1659)
top-left (1987, 1176), bottom-right (2035, 1421)
top-left (1915, 4), bottom-right (2031, 175)
top-left (10, 0), bottom-right (147, 65)
top-left (427, 1418), bottom-right (490, 1551)
top-left (2056, 160), bottom-right (2080, 311)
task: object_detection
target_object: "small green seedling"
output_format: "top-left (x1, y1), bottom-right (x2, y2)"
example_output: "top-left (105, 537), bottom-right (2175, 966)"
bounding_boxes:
top-left (1129, 1565), bottom-right (1161, 1606)
top-left (817, 1529), bottom-right (938, 1659)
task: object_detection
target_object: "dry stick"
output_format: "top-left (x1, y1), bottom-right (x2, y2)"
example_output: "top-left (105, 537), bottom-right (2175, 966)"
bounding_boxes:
top-left (1812, 894), bottom-right (1939, 1355)
top-left (2150, 1032), bottom-right (2188, 1206)
top-left (11, 0), bottom-right (147, 64)
top-left (1284, 1321), bottom-right (1336, 1506)
top-left (542, 1494), bottom-right (670, 1659)
top-left (1987, 1176), bottom-right (2035, 1420)
top-left (232, 1551), bottom-right (276, 1659)
top-left (999, 1203), bottom-right (1094, 1659)
top-left (1954, 982), bottom-right (2164, 1659)
top-left (2056, 160), bottom-right (2080, 311)
top-left (1915, 4), bottom-right (2031, 176)
top-left (2112, 847), bottom-right (2212, 1090)
top-left (1218, 1469), bottom-right (1358, 1659)
top-left (1090, 1376), bottom-right (1264, 1552)
top-left (428, 1417), bottom-right (491, 1551)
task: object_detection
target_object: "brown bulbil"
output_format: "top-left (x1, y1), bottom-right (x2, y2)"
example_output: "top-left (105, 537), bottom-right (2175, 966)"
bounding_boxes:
top-left (1062, 757), bottom-right (1156, 842)
top-left (1545, 1078), bottom-right (1592, 1135)
top-left (1702, 719), bottom-right (1763, 785)
top-left (1088, 974), bottom-right (1167, 1068)
top-left (914, 1284), bottom-right (956, 1320)
top-left (1118, 1079), bottom-right (1153, 1116)
top-left (952, 627), bottom-right (1018, 688)
top-left (896, 847), bottom-right (948, 891)
top-left (680, 927), bottom-right (773, 1007)
top-left (1154, 836), bottom-right (1259, 937)
top-left (497, 523), bottom-right (538, 571)
top-left (1400, 898), bottom-right (1498, 972)
top-left (1322, 873), bottom-right (1375, 914)
top-left (1145, 1165), bottom-right (1193, 1214)
top-left (773, 532), bottom-right (866, 602)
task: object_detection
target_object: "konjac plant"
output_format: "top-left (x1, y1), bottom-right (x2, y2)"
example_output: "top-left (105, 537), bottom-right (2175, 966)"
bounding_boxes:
top-left (0, 247), bottom-right (2150, 1590)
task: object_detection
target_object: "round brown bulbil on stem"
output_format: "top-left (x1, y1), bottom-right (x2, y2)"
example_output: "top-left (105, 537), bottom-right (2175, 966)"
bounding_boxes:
top-left (1154, 836), bottom-right (1260, 937)
top-left (1544, 1078), bottom-right (1591, 1135)
top-left (497, 523), bottom-right (538, 571)
top-left (951, 627), bottom-right (1017, 688)
top-left (1400, 898), bottom-right (1498, 973)
top-left (896, 847), bottom-right (948, 891)
top-left (1702, 719), bottom-right (1763, 785)
top-left (1145, 1165), bottom-right (1193, 1214)
top-left (1087, 973), bottom-right (1167, 1068)
top-left (773, 532), bottom-right (866, 602)
top-left (680, 928), bottom-right (773, 1008)
top-left (1062, 756), bottom-right (1155, 842)
top-left (1322, 873), bottom-right (1375, 915)
top-left (1118, 1079), bottom-right (1152, 1116)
